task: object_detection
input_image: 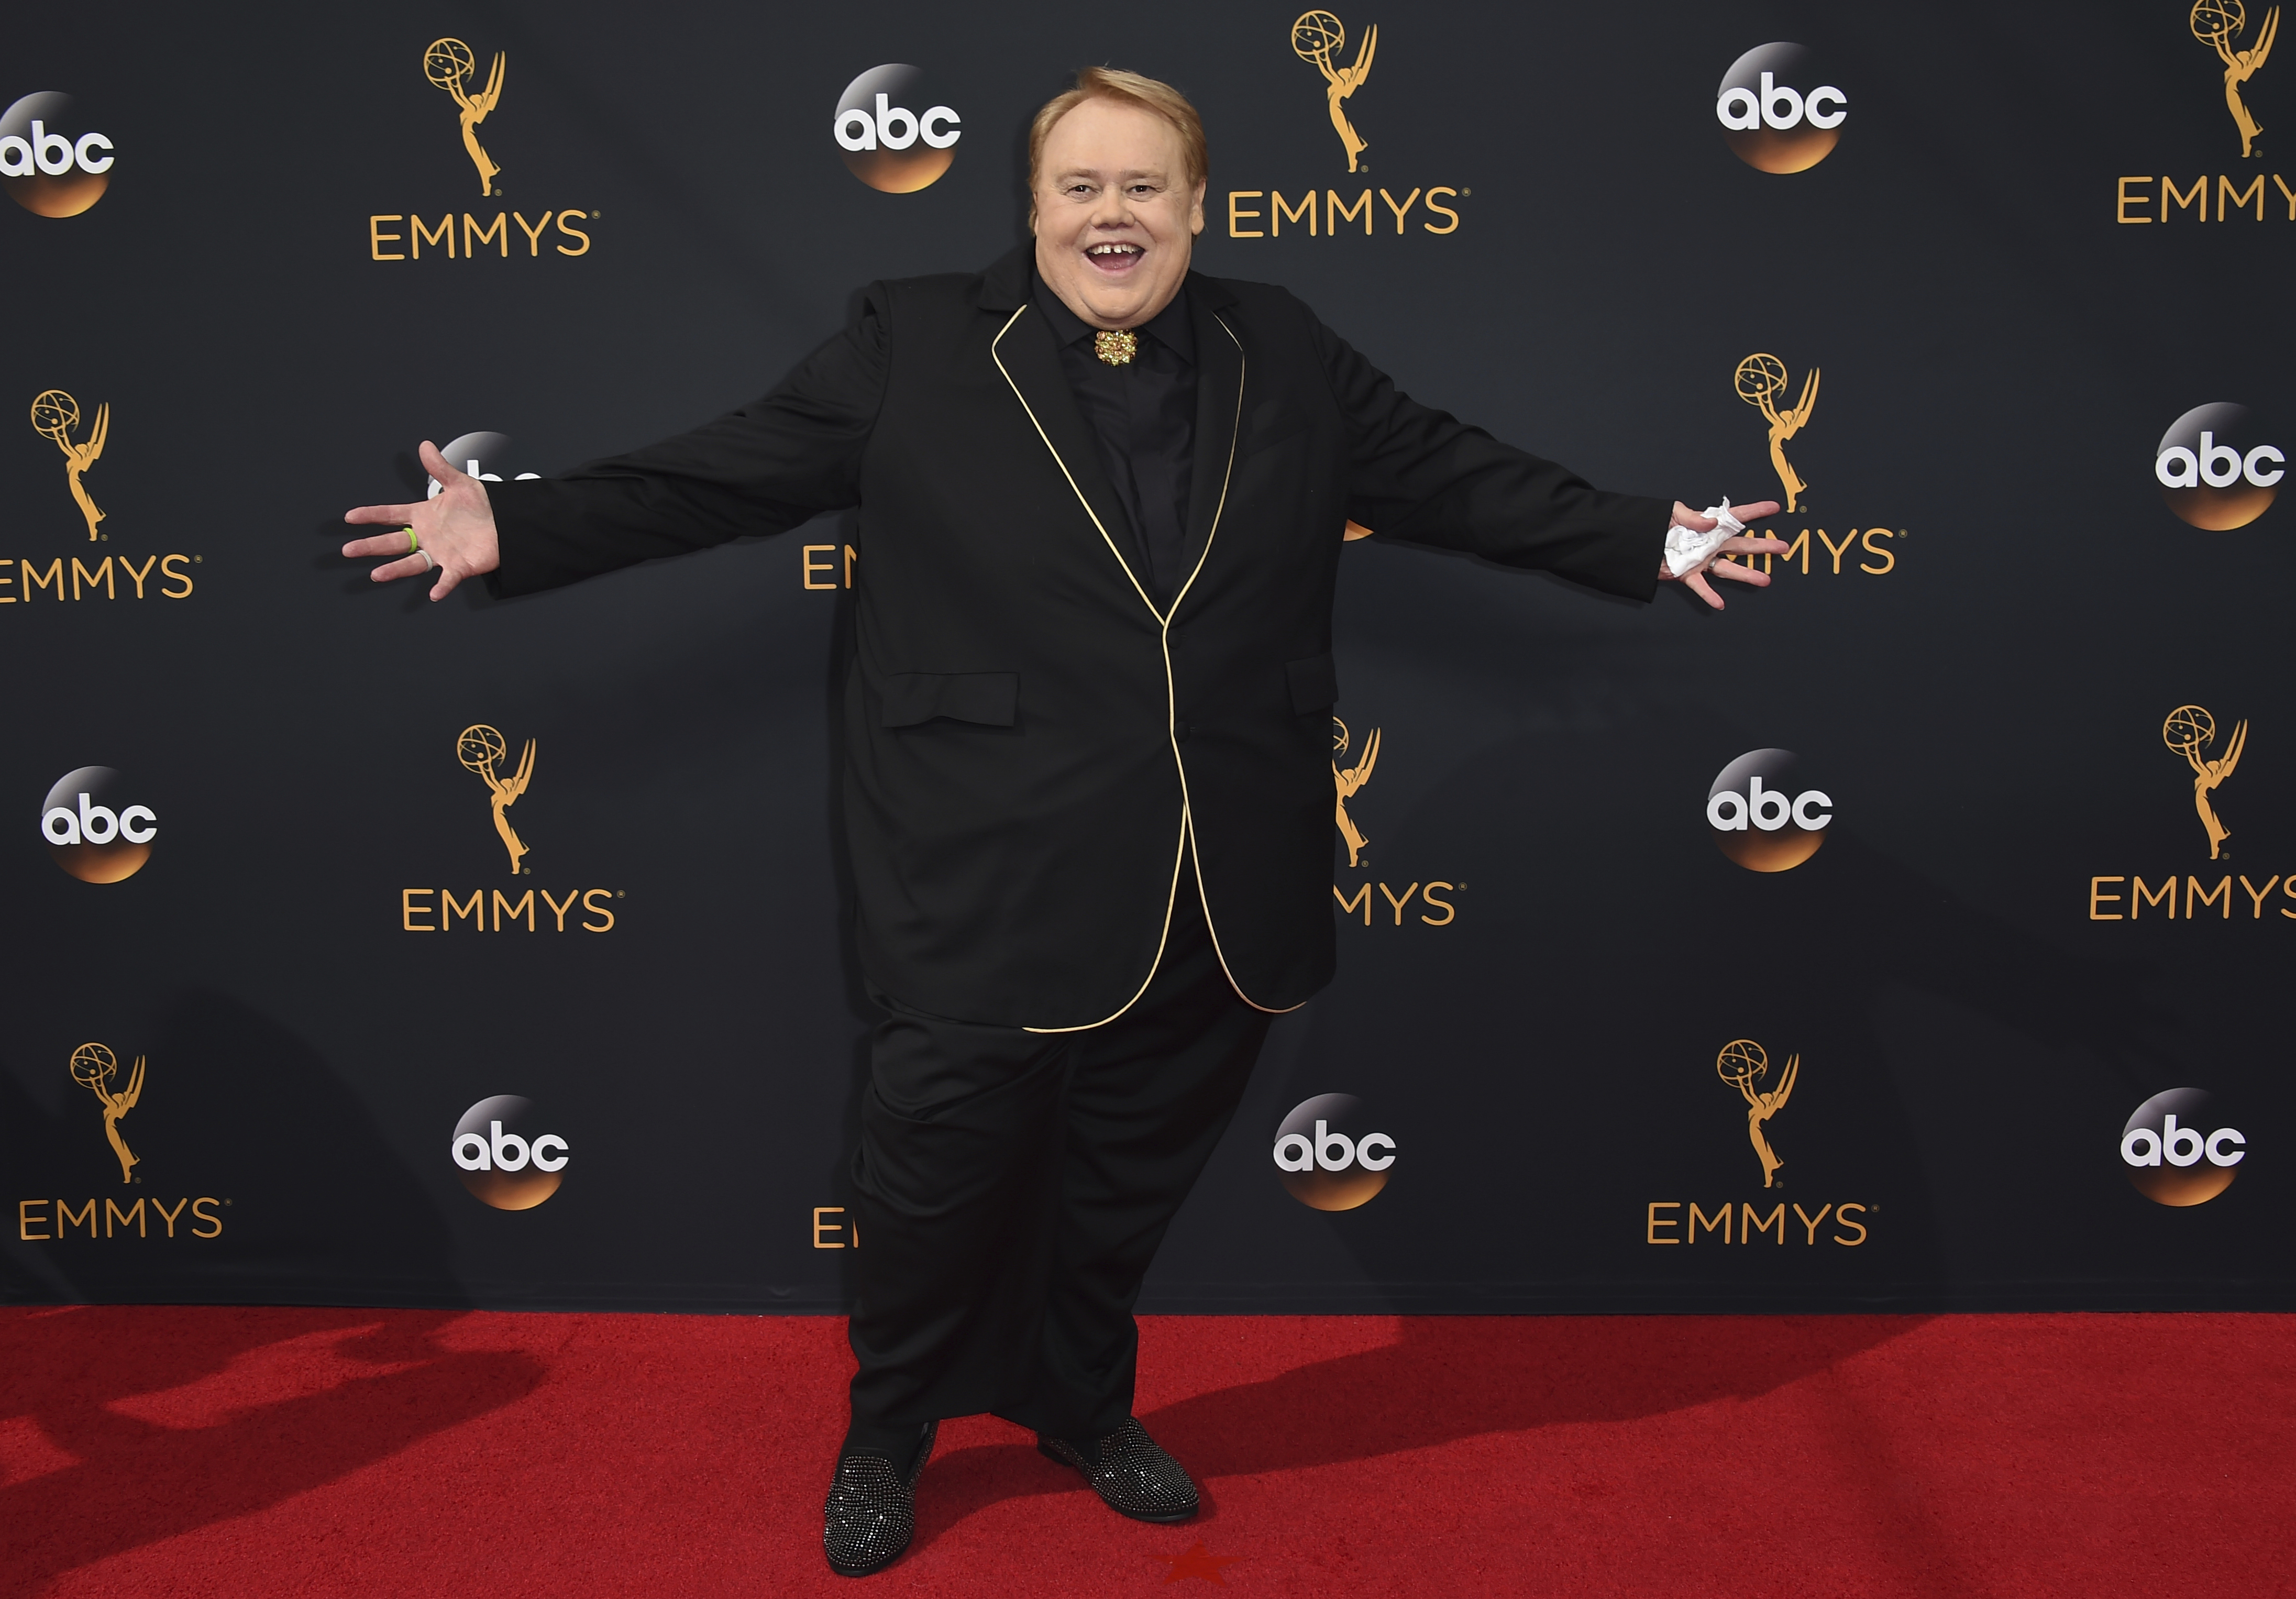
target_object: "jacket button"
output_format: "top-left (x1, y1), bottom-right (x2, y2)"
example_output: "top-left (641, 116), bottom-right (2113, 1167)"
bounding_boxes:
top-left (1175, 721), bottom-right (1194, 743)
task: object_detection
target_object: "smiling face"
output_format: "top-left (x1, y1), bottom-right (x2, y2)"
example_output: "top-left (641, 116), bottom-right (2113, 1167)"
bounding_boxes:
top-left (1031, 96), bottom-right (1206, 330)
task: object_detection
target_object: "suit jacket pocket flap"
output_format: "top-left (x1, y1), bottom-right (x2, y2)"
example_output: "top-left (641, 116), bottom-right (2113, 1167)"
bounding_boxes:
top-left (881, 671), bottom-right (1019, 728)
top-left (1285, 652), bottom-right (1339, 713)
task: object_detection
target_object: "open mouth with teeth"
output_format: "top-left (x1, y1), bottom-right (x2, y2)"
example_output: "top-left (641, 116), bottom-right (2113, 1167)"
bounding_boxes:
top-left (1086, 241), bottom-right (1145, 274)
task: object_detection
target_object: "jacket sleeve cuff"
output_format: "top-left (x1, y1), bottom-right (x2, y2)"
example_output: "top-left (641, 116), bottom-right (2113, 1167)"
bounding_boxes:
top-left (1604, 493), bottom-right (1676, 604)
top-left (481, 478), bottom-right (595, 599)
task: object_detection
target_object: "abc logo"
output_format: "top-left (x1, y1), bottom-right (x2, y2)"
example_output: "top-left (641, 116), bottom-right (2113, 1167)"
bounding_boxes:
top-left (40, 767), bottom-right (157, 883)
top-left (0, 92), bottom-right (114, 217)
top-left (451, 1095), bottom-right (571, 1211)
top-left (1715, 44), bottom-right (1846, 174)
top-left (1706, 748), bottom-right (1831, 873)
top-left (1272, 1093), bottom-right (1396, 1211)
top-left (833, 64), bottom-right (962, 194)
top-left (2154, 403), bottom-right (2283, 530)
top-left (2120, 1088), bottom-right (2244, 1208)
top-left (425, 431), bottom-right (543, 499)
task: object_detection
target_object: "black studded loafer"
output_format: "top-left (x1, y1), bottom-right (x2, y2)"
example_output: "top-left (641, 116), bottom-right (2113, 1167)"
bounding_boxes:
top-left (823, 1420), bottom-right (937, 1578)
top-left (1036, 1417), bottom-right (1199, 1523)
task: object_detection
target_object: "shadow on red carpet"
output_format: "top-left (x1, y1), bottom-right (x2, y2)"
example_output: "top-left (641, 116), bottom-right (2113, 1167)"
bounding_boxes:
top-left (906, 1312), bottom-right (1920, 1554)
top-left (7, 1306), bottom-right (2292, 1597)
top-left (0, 1306), bottom-right (544, 1596)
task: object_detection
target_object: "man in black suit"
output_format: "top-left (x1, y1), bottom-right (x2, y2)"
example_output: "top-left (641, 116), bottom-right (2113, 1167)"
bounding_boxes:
top-left (345, 68), bottom-right (1781, 1576)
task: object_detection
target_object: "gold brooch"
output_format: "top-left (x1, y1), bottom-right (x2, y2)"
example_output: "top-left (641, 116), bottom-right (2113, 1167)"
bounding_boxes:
top-left (1094, 329), bottom-right (1138, 367)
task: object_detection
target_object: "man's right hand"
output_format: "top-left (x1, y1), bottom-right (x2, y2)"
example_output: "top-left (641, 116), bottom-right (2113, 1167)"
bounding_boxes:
top-left (343, 440), bottom-right (502, 601)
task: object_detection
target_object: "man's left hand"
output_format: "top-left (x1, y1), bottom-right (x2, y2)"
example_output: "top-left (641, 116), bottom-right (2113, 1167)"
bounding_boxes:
top-left (1660, 500), bottom-right (1785, 611)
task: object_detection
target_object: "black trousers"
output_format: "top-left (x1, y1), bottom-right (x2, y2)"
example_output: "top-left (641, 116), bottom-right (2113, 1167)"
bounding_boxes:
top-left (845, 881), bottom-right (1272, 1448)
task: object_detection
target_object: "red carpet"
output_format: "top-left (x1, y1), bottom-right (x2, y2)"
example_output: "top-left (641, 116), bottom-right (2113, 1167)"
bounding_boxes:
top-left (2, 1307), bottom-right (2289, 1596)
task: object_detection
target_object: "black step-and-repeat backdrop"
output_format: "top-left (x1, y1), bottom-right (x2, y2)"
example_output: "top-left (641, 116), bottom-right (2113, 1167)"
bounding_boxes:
top-left (3, 1), bottom-right (2287, 1315)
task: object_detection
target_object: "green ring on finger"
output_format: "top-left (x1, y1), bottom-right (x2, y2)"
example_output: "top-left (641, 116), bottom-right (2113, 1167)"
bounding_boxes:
top-left (405, 527), bottom-right (420, 554)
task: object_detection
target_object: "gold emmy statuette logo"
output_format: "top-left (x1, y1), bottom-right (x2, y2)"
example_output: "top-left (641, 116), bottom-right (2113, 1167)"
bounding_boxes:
top-left (459, 723), bottom-right (535, 874)
top-left (2164, 704), bottom-right (2246, 859)
top-left (2194, 0), bottom-right (2277, 157)
top-left (1229, 20), bottom-right (1466, 244)
top-left (30, 389), bottom-right (107, 541)
top-left (1647, 1043), bottom-right (1868, 1246)
top-left (1717, 1039), bottom-right (1797, 1189)
top-left (1293, 11), bottom-right (1377, 173)
top-left (72, 1042), bottom-right (145, 1184)
top-left (1332, 716), bottom-right (1381, 867)
top-left (425, 37), bottom-right (506, 196)
top-left (1736, 354), bottom-right (1819, 513)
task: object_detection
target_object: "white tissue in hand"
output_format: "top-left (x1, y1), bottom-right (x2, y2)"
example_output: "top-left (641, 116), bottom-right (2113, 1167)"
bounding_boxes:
top-left (1664, 501), bottom-right (1745, 578)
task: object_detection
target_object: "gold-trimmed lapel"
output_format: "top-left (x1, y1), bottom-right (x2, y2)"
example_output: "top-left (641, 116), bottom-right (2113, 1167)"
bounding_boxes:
top-left (988, 304), bottom-right (1155, 613)
top-left (1169, 290), bottom-right (1245, 617)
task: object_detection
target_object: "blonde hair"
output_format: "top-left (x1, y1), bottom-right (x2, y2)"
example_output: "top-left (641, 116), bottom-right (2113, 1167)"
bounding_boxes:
top-left (1028, 67), bottom-right (1208, 203)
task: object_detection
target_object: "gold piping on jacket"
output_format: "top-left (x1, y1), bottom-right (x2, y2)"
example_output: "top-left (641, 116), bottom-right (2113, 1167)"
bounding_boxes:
top-left (992, 304), bottom-right (1299, 1027)
top-left (993, 304), bottom-right (1179, 1032)
top-left (991, 305), bottom-right (1166, 623)
top-left (1171, 313), bottom-right (1306, 1018)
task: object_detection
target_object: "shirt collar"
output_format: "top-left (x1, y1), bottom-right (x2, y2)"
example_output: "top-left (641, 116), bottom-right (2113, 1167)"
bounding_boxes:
top-left (1031, 269), bottom-right (1195, 366)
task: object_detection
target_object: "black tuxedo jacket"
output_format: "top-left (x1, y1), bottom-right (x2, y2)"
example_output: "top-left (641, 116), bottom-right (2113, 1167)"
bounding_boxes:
top-left (487, 246), bottom-right (1670, 1030)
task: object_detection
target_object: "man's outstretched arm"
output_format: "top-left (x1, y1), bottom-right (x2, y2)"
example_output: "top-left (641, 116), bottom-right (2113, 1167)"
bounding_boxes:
top-left (343, 289), bottom-right (892, 600)
top-left (1310, 311), bottom-right (1784, 609)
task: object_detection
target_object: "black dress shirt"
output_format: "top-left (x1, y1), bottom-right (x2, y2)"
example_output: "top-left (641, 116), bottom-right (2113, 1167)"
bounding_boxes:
top-left (1030, 274), bottom-right (1196, 604)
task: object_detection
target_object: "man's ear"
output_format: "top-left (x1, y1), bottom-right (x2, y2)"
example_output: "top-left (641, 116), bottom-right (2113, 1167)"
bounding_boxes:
top-left (1188, 179), bottom-right (1207, 237)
